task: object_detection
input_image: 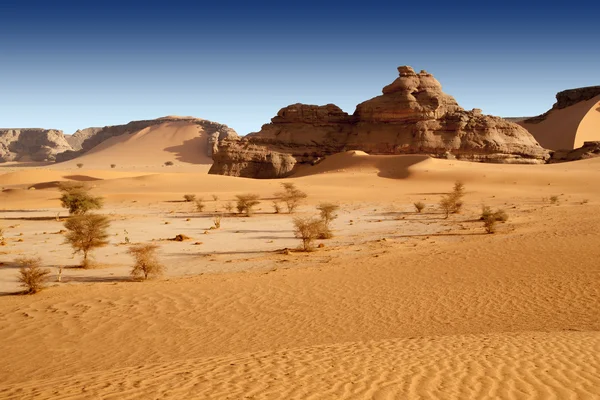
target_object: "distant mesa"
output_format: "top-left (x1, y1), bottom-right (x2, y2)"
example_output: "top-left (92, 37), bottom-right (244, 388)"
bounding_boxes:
top-left (209, 66), bottom-right (550, 178)
top-left (519, 86), bottom-right (600, 151)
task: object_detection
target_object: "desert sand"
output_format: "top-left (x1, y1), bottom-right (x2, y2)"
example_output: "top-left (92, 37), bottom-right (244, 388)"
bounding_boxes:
top-left (520, 94), bottom-right (600, 150)
top-left (0, 128), bottom-right (599, 399)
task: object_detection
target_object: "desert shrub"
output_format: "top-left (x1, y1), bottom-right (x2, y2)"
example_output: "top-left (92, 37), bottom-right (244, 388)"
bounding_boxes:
top-left (293, 217), bottom-right (327, 251)
top-left (59, 183), bottom-right (104, 215)
top-left (213, 214), bottom-right (222, 229)
top-left (317, 202), bottom-right (339, 225)
top-left (212, 194), bottom-right (219, 201)
top-left (439, 181), bottom-right (465, 218)
top-left (481, 205), bottom-right (509, 234)
top-left (183, 194), bottom-right (196, 202)
top-left (16, 257), bottom-right (51, 294)
top-left (414, 202), bottom-right (425, 213)
top-left (64, 214), bottom-right (110, 268)
top-left (128, 244), bottom-right (165, 281)
top-left (273, 201), bottom-right (282, 213)
top-left (165, 161), bottom-right (174, 166)
top-left (550, 195), bottom-right (559, 205)
top-left (236, 194), bottom-right (261, 216)
top-left (195, 198), bottom-right (205, 212)
top-left (76, 163), bottom-right (84, 169)
top-left (274, 183), bottom-right (308, 213)
top-left (110, 164), bottom-right (116, 168)
top-left (224, 201), bottom-right (234, 214)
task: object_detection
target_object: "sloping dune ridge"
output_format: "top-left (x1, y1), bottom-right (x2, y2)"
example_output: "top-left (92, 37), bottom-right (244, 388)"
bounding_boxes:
top-left (0, 146), bottom-right (599, 398)
top-left (520, 95), bottom-right (600, 150)
top-left (55, 119), bottom-right (214, 170)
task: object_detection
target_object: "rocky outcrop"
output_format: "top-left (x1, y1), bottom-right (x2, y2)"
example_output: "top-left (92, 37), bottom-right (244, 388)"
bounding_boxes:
top-left (210, 66), bottom-right (550, 178)
top-left (56, 116), bottom-right (237, 162)
top-left (65, 127), bottom-right (103, 151)
top-left (549, 141), bottom-right (600, 163)
top-left (0, 129), bottom-right (72, 162)
top-left (524, 86), bottom-right (600, 124)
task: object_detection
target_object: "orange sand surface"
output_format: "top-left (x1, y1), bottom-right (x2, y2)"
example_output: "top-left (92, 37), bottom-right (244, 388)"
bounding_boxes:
top-left (0, 149), bottom-right (599, 399)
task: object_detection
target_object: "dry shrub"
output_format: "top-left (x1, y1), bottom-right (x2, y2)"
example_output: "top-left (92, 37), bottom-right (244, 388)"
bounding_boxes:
top-left (439, 181), bottom-right (465, 218)
top-left (414, 202), bottom-right (425, 213)
top-left (236, 194), bottom-right (261, 216)
top-left (16, 257), bottom-right (50, 294)
top-left (59, 183), bottom-right (104, 215)
top-left (76, 163), bottom-right (84, 169)
top-left (224, 202), bottom-right (234, 214)
top-left (128, 244), bottom-right (165, 280)
top-left (183, 194), bottom-right (196, 202)
top-left (275, 183), bottom-right (307, 213)
top-left (293, 217), bottom-right (327, 251)
top-left (64, 214), bottom-right (110, 268)
top-left (550, 195), bottom-right (560, 205)
top-left (317, 202), bottom-right (339, 225)
top-left (165, 161), bottom-right (174, 166)
top-left (273, 201), bottom-right (282, 214)
top-left (110, 164), bottom-right (116, 168)
top-left (481, 205), bottom-right (509, 234)
top-left (212, 194), bottom-right (219, 202)
top-left (195, 198), bottom-right (205, 212)
top-left (213, 214), bottom-right (222, 229)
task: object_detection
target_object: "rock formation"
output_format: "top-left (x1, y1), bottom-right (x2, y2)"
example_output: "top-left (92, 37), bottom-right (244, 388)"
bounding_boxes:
top-left (549, 141), bottom-right (600, 163)
top-left (0, 129), bottom-right (72, 162)
top-left (210, 66), bottom-right (550, 178)
top-left (519, 86), bottom-right (600, 150)
top-left (56, 116), bottom-right (237, 162)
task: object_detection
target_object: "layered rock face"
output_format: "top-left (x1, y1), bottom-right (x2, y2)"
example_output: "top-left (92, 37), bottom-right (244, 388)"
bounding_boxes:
top-left (210, 66), bottom-right (549, 178)
top-left (56, 116), bottom-right (237, 162)
top-left (549, 141), bottom-right (600, 163)
top-left (0, 129), bottom-right (72, 162)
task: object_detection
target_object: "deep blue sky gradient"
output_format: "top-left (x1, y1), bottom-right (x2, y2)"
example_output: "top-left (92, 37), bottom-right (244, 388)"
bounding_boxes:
top-left (1, 1), bottom-right (598, 135)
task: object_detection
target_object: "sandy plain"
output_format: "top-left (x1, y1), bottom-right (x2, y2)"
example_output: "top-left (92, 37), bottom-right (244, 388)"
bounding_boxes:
top-left (0, 125), bottom-right (599, 399)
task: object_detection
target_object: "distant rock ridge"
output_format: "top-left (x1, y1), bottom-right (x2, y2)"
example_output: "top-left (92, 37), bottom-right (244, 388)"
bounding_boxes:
top-left (55, 116), bottom-right (237, 163)
top-left (209, 66), bottom-right (550, 178)
top-left (0, 129), bottom-right (71, 162)
top-left (549, 141), bottom-right (600, 163)
top-left (524, 86), bottom-right (600, 124)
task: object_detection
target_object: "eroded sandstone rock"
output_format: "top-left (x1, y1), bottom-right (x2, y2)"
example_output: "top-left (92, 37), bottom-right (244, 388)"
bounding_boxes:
top-left (0, 129), bottom-right (72, 162)
top-left (210, 66), bottom-right (550, 178)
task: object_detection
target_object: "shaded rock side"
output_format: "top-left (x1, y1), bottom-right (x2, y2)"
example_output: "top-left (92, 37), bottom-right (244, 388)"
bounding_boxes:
top-left (65, 127), bottom-right (103, 151)
top-left (0, 129), bottom-right (72, 162)
top-left (56, 116), bottom-right (237, 162)
top-left (210, 66), bottom-right (549, 178)
top-left (549, 141), bottom-right (600, 163)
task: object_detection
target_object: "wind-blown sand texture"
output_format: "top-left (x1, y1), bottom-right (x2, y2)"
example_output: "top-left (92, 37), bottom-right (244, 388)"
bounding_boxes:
top-left (1, 138), bottom-right (599, 398)
top-left (520, 95), bottom-right (600, 150)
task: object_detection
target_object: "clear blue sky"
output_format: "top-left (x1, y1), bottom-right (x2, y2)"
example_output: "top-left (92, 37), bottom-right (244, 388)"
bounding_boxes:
top-left (1, 0), bottom-right (598, 135)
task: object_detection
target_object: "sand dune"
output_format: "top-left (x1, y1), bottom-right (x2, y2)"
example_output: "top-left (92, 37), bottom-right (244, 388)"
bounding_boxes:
top-left (1, 148), bottom-right (600, 398)
top-left (55, 120), bottom-right (214, 170)
top-left (520, 95), bottom-right (600, 150)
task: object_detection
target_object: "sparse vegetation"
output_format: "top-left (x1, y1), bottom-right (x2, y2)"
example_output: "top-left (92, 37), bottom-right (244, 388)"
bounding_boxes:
top-left (128, 244), bottom-right (165, 281)
top-left (213, 214), bottom-right (222, 229)
top-left (550, 195), bottom-right (560, 205)
top-left (224, 201), bottom-right (234, 214)
top-left (76, 163), bottom-right (84, 169)
top-left (110, 164), bottom-right (116, 168)
top-left (414, 201), bottom-right (426, 213)
top-left (59, 183), bottom-right (104, 215)
top-left (16, 257), bottom-right (51, 294)
top-left (272, 201), bottom-right (282, 214)
top-left (236, 194), bottom-right (261, 216)
top-left (165, 161), bottom-right (174, 166)
top-left (183, 194), bottom-right (196, 202)
top-left (293, 217), bottom-right (327, 251)
top-left (480, 205), bottom-right (509, 234)
top-left (274, 183), bottom-right (308, 213)
top-left (64, 214), bottom-right (111, 268)
top-left (317, 202), bottom-right (339, 225)
top-left (439, 181), bottom-right (465, 218)
top-left (212, 194), bottom-right (219, 202)
top-left (195, 198), bottom-right (205, 212)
